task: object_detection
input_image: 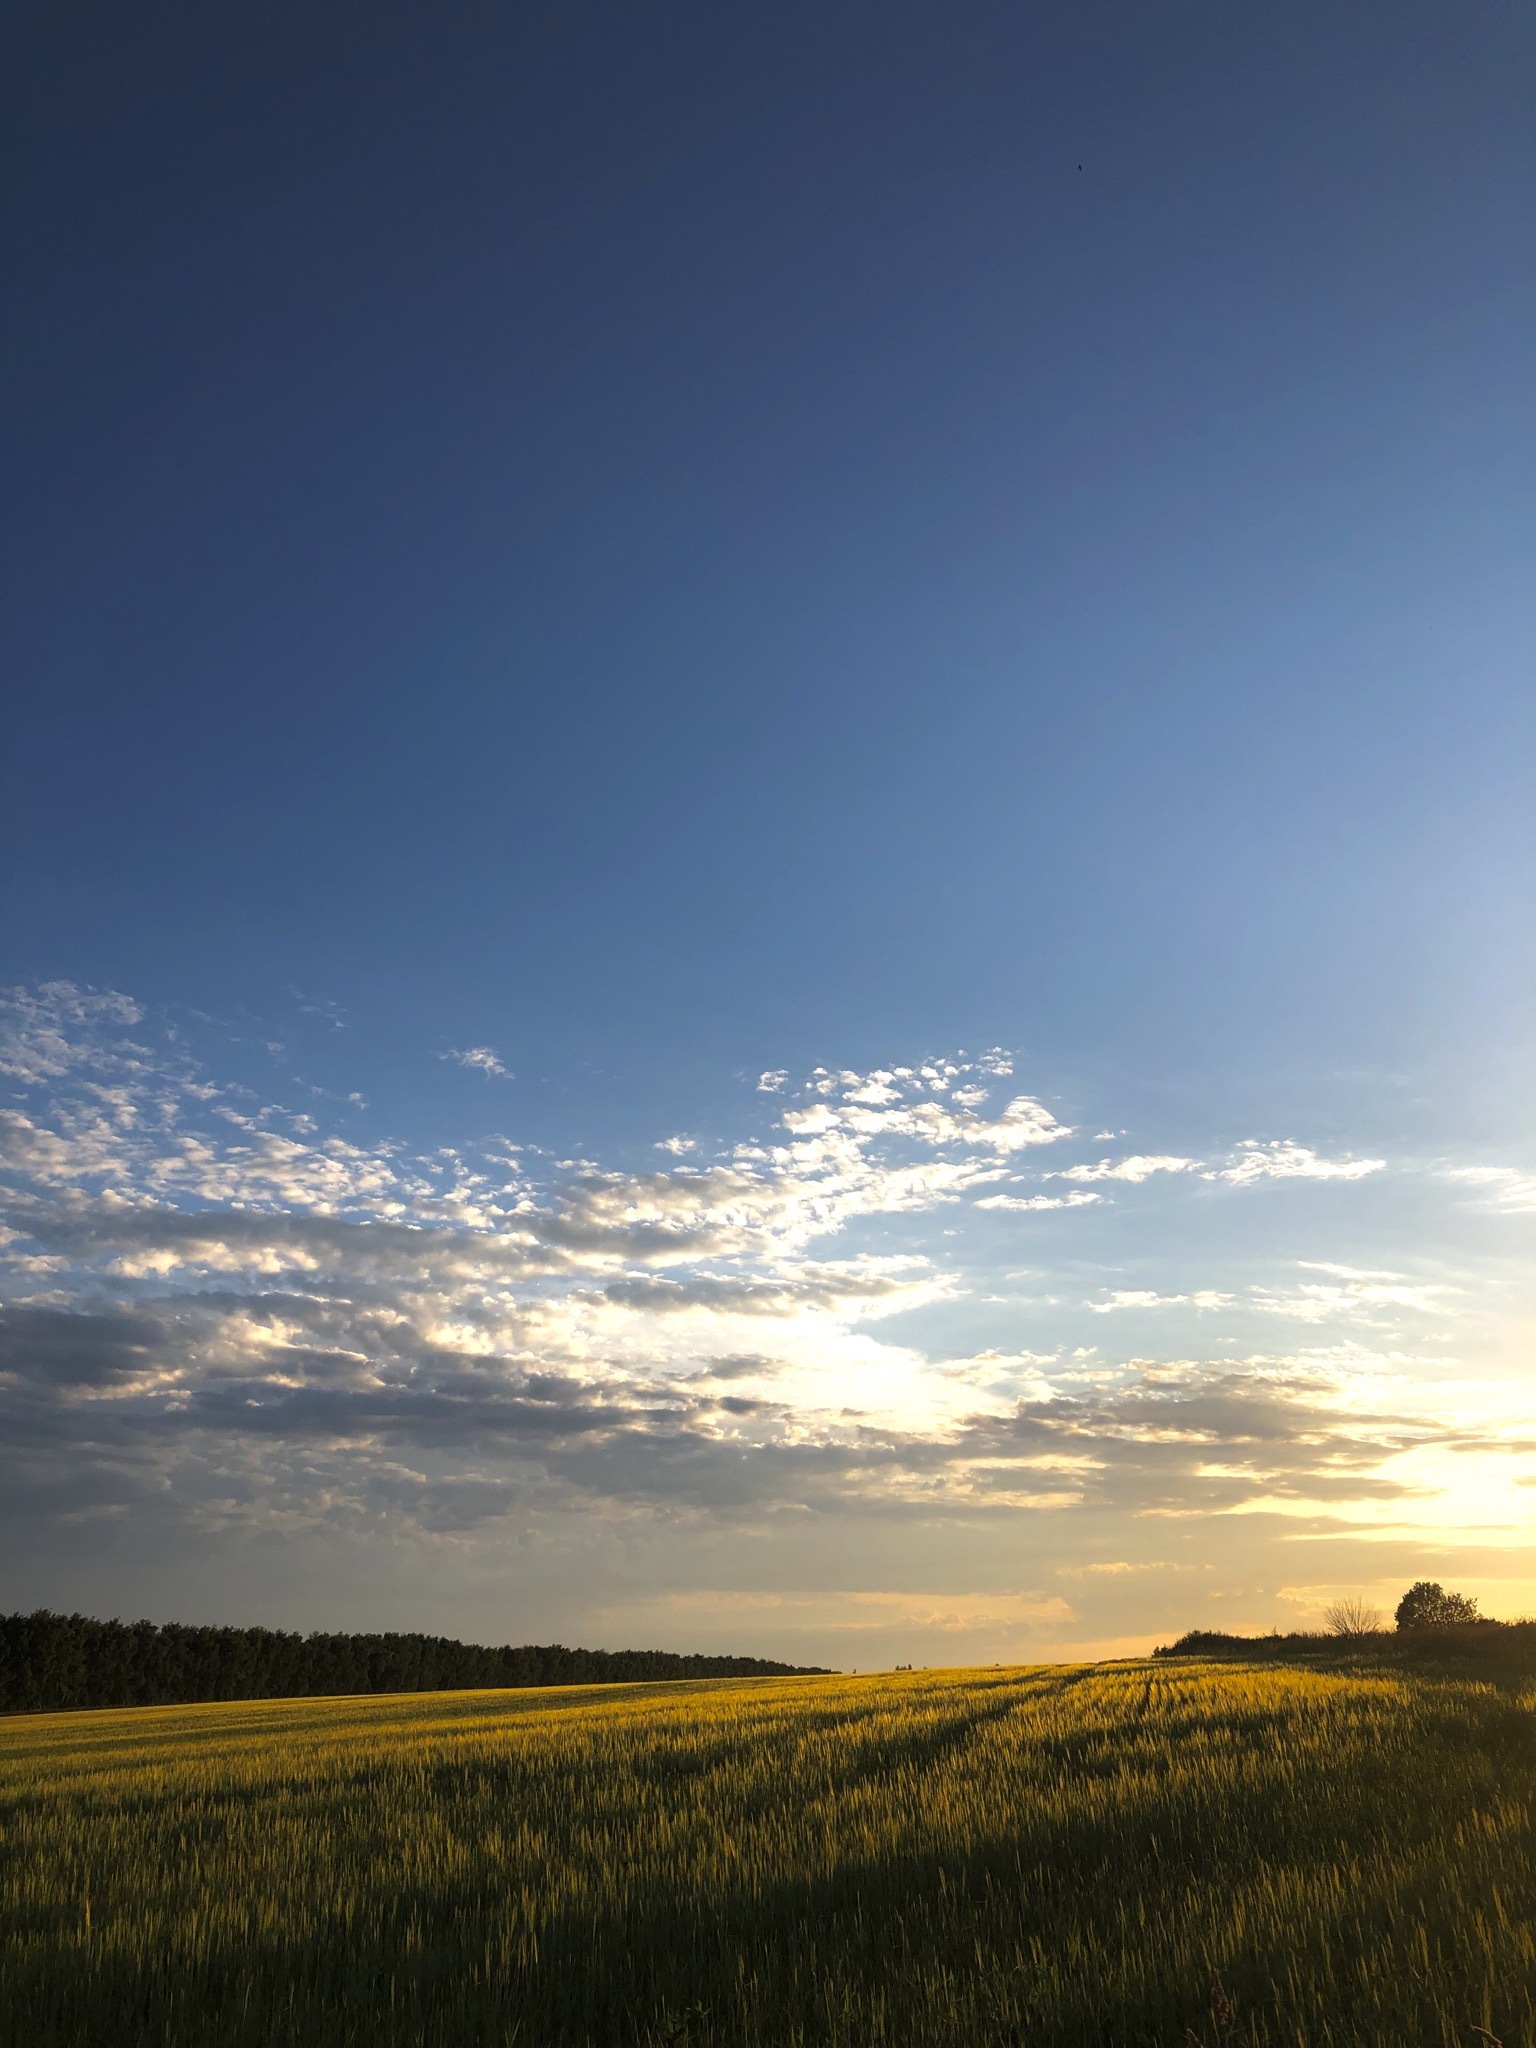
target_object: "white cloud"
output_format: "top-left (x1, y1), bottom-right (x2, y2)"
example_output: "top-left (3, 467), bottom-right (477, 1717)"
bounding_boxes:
top-left (1210, 1141), bottom-right (1385, 1185)
top-left (780, 1080), bottom-right (1070, 1156)
top-left (975, 1191), bottom-right (1103, 1212)
top-left (1082, 1266), bottom-right (1445, 1327)
top-left (1054, 1155), bottom-right (1200, 1184)
top-left (0, 980), bottom-right (145, 1086)
top-left (1088, 1289), bottom-right (1235, 1313)
top-left (1251, 1263), bottom-right (1447, 1324)
top-left (756, 1070), bottom-right (788, 1092)
top-left (441, 1046), bottom-right (511, 1079)
top-left (1447, 1166), bottom-right (1536, 1212)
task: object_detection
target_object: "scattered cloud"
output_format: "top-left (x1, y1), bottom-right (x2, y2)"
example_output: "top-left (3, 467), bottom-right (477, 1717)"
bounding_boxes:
top-left (0, 983), bottom-right (1521, 1574)
top-left (1250, 1264), bottom-right (1448, 1324)
top-left (756, 1070), bottom-right (788, 1093)
top-left (1210, 1141), bottom-right (1385, 1185)
top-left (1447, 1166), bottom-right (1536, 1213)
top-left (1054, 1155), bottom-right (1200, 1184)
top-left (1085, 1266), bottom-right (1446, 1327)
top-left (0, 980), bottom-right (144, 1085)
top-left (289, 990), bottom-right (346, 1029)
top-left (441, 1046), bottom-right (512, 1079)
top-left (1088, 1290), bottom-right (1235, 1313)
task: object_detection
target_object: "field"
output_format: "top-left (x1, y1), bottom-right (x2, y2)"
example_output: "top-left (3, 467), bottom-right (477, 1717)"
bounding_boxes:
top-left (3, 1656), bottom-right (1534, 2047)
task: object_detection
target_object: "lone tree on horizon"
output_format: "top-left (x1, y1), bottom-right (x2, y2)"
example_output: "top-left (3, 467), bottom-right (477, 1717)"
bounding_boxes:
top-left (1324, 1595), bottom-right (1384, 1638)
top-left (1395, 1581), bottom-right (1479, 1630)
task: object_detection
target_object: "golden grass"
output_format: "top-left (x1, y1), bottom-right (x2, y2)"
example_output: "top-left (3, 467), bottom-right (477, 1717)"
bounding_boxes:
top-left (3, 1659), bottom-right (1534, 2044)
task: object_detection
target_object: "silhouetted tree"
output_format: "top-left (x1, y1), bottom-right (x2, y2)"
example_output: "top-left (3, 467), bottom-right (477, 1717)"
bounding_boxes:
top-left (1394, 1581), bottom-right (1478, 1630)
top-left (1323, 1596), bottom-right (1383, 1638)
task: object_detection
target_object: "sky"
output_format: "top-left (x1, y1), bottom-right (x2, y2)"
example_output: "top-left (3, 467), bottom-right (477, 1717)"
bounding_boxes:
top-left (1, 0), bottom-right (1532, 1666)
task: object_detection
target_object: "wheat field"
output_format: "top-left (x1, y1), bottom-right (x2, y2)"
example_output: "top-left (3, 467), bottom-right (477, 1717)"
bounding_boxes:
top-left (3, 1658), bottom-right (1533, 2046)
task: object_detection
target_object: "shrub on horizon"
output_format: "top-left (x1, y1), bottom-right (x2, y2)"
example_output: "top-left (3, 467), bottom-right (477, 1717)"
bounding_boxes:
top-left (1394, 1581), bottom-right (1479, 1631)
top-left (1323, 1596), bottom-right (1384, 1639)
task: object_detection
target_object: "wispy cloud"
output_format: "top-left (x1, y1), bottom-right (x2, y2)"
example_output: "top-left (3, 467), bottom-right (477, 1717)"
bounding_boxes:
top-left (289, 990), bottom-right (346, 1029)
top-left (1447, 1165), bottom-right (1536, 1213)
top-left (1086, 1266), bottom-right (1446, 1326)
top-left (1251, 1264), bottom-right (1448, 1324)
top-left (1210, 1141), bottom-right (1385, 1185)
top-left (441, 1046), bottom-right (512, 1079)
top-left (1088, 1290), bottom-right (1235, 1313)
top-left (1054, 1155), bottom-right (1200, 1184)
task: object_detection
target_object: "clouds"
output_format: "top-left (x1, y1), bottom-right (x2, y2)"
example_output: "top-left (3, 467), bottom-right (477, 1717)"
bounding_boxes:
top-left (1089, 1290), bottom-right (1234, 1314)
top-left (442, 1046), bottom-right (512, 1079)
top-left (1029, 1142), bottom-right (1384, 1193)
top-left (1250, 1264), bottom-right (1448, 1324)
top-left (778, 1071), bottom-right (1069, 1154)
top-left (1210, 1141), bottom-right (1385, 1185)
top-left (0, 983), bottom-right (1527, 1623)
top-left (1085, 1266), bottom-right (1447, 1327)
top-left (0, 980), bottom-right (144, 1086)
top-left (0, 1008), bottom-right (1081, 1529)
top-left (1055, 1155), bottom-right (1199, 1184)
top-left (1448, 1166), bottom-right (1536, 1213)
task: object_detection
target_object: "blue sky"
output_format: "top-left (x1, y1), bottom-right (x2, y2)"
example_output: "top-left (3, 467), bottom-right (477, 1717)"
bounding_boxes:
top-left (1, 0), bottom-right (1532, 1662)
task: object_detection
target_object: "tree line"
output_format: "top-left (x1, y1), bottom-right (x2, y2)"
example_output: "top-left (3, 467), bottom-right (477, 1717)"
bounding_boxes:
top-left (1154, 1582), bottom-right (1523, 1661)
top-left (0, 1610), bottom-right (826, 1714)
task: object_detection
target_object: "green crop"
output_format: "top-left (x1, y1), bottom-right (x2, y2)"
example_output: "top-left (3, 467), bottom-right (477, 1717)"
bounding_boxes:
top-left (2, 1659), bottom-right (1533, 2045)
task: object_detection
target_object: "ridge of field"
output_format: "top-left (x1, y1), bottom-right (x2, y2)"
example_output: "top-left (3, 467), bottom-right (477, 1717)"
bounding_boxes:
top-left (3, 1653), bottom-right (1534, 2047)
